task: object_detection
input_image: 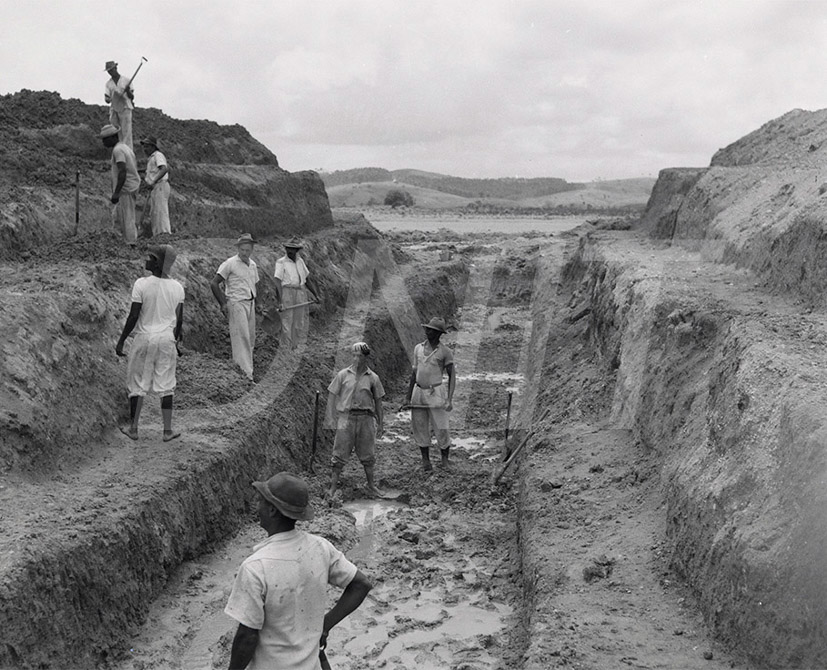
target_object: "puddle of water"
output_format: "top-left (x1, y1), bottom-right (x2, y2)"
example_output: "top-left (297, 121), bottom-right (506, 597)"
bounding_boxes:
top-left (343, 499), bottom-right (407, 560)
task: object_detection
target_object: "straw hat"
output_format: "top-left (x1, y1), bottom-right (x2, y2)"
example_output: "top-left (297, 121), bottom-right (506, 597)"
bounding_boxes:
top-left (252, 472), bottom-right (314, 521)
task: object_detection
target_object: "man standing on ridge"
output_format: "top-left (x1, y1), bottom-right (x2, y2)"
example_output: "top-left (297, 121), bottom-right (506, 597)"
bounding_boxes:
top-left (403, 317), bottom-right (456, 472)
top-left (211, 234), bottom-right (260, 381)
top-left (115, 244), bottom-right (184, 442)
top-left (326, 342), bottom-right (386, 499)
top-left (225, 472), bottom-right (372, 670)
top-left (140, 136), bottom-right (171, 235)
top-left (273, 239), bottom-right (320, 350)
top-left (101, 123), bottom-right (140, 246)
top-left (104, 60), bottom-right (134, 149)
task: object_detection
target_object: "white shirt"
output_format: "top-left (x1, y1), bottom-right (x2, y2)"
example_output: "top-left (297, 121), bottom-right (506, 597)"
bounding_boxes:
top-left (274, 255), bottom-right (309, 287)
top-left (224, 530), bottom-right (358, 670)
top-left (217, 255), bottom-right (259, 302)
top-left (111, 142), bottom-right (140, 193)
top-left (130, 276), bottom-right (184, 335)
top-left (145, 150), bottom-right (169, 186)
top-left (105, 76), bottom-right (134, 112)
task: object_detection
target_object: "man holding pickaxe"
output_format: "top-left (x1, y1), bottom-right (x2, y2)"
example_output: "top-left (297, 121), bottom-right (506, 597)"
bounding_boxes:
top-left (104, 60), bottom-right (135, 149)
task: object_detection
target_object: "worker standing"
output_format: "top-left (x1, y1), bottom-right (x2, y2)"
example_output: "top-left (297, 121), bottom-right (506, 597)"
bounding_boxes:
top-left (115, 245), bottom-right (184, 442)
top-left (140, 136), bottom-right (171, 235)
top-left (104, 60), bottom-right (134, 149)
top-left (326, 342), bottom-right (386, 499)
top-left (211, 234), bottom-right (260, 381)
top-left (403, 317), bottom-right (456, 472)
top-left (101, 124), bottom-right (140, 246)
top-left (273, 239), bottom-right (320, 350)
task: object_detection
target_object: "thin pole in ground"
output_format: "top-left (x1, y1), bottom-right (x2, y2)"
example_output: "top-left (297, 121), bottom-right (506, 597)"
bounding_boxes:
top-left (74, 165), bottom-right (80, 235)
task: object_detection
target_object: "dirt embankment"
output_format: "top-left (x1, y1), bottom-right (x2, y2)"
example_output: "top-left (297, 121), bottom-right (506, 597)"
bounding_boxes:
top-left (0, 91), bottom-right (332, 257)
top-left (639, 108), bottom-right (827, 307)
top-left (0, 216), bottom-right (467, 669)
top-left (536, 229), bottom-right (827, 667)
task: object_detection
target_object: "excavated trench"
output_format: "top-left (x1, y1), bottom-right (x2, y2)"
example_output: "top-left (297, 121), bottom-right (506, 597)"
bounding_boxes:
top-left (3, 217), bottom-right (821, 669)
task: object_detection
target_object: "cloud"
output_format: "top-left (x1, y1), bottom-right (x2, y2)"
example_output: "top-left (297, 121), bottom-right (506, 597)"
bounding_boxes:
top-left (3, 0), bottom-right (827, 180)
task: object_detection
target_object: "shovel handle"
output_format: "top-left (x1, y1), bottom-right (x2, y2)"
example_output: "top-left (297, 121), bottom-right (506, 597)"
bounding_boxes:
top-left (279, 300), bottom-right (315, 312)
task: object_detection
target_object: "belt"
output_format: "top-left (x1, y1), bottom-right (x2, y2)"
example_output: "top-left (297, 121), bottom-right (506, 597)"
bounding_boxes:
top-left (348, 409), bottom-right (374, 415)
top-left (416, 382), bottom-right (442, 390)
top-left (282, 284), bottom-right (303, 289)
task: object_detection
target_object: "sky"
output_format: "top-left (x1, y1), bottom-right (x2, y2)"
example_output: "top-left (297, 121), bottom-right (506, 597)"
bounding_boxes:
top-left (2, 0), bottom-right (827, 181)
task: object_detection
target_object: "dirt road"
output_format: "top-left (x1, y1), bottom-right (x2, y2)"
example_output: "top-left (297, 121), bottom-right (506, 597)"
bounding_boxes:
top-left (108, 228), bottom-right (746, 670)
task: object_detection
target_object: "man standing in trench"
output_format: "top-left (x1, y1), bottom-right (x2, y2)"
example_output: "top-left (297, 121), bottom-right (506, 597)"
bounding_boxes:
top-left (104, 60), bottom-right (134, 149)
top-left (139, 136), bottom-right (171, 235)
top-left (273, 239), bottom-right (320, 350)
top-left (225, 472), bottom-right (372, 670)
top-left (326, 342), bottom-right (386, 499)
top-left (101, 123), bottom-right (140, 246)
top-left (211, 234), bottom-right (260, 381)
top-left (403, 317), bottom-right (456, 472)
top-left (115, 244), bottom-right (184, 441)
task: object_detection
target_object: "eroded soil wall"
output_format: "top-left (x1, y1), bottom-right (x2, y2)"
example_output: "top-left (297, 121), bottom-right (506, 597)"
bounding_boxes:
top-left (0, 223), bottom-right (467, 669)
top-left (530, 231), bottom-right (827, 667)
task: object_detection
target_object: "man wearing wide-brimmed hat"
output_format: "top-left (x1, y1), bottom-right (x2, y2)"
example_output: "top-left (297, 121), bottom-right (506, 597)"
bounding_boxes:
top-left (273, 238), bottom-right (320, 350)
top-left (139, 136), bottom-right (170, 235)
top-left (101, 123), bottom-right (140, 246)
top-left (225, 472), bottom-right (372, 670)
top-left (403, 316), bottom-right (456, 471)
top-left (104, 60), bottom-right (134, 149)
top-left (211, 234), bottom-right (260, 381)
top-left (115, 244), bottom-right (184, 441)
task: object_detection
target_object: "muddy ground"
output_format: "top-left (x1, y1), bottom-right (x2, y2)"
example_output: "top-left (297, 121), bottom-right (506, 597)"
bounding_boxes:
top-left (97, 226), bottom-right (750, 670)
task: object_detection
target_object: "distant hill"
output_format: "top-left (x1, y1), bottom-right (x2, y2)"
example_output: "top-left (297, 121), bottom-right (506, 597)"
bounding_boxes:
top-left (321, 168), bottom-right (655, 212)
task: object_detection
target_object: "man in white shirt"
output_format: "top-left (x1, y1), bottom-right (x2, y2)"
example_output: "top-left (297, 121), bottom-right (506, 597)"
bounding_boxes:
top-left (104, 60), bottom-right (134, 149)
top-left (101, 124), bottom-right (140, 246)
top-left (140, 136), bottom-right (171, 235)
top-left (225, 472), bottom-right (372, 670)
top-left (115, 244), bottom-right (184, 441)
top-left (273, 239), bottom-right (320, 350)
top-left (211, 234), bottom-right (260, 380)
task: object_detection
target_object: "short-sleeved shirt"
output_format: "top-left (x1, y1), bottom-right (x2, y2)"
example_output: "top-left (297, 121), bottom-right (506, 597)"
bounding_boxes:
top-left (274, 255), bottom-right (309, 287)
top-left (216, 255), bottom-right (259, 302)
top-left (111, 142), bottom-right (140, 193)
top-left (145, 150), bottom-right (169, 185)
top-left (105, 76), bottom-right (133, 112)
top-left (224, 530), bottom-right (358, 670)
top-left (328, 366), bottom-right (385, 413)
top-left (413, 341), bottom-right (454, 388)
top-left (130, 275), bottom-right (184, 336)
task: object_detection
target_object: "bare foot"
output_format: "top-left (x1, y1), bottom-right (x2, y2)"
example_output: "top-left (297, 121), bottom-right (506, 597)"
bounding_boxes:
top-left (163, 431), bottom-right (181, 442)
top-left (366, 487), bottom-right (387, 499)
top-left (119, 425), bottom-right (138, 440)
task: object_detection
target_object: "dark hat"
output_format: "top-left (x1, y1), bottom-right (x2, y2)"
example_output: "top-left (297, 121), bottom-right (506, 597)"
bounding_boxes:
top-left (148, 244), bottom-right (177, 276)
top-left (352, 341), bottom-right (371, 356)
top-left (252, 472), bottom-right (314, 521)
top-left (422, 317), bottom-right (448, 333)
top-left (284, 237), bottom-right (304, 249)
top-left (104, 60), bottom-right (118, 71)
top-left (235, 233), bottom-right (255, 246)
top-left (140, 136), bottom-right (160, 149)
top-left (100, 124), bottom-right (119, 138)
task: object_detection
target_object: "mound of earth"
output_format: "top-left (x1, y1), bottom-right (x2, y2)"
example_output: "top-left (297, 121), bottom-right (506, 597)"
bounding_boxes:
top-left (0, 90), bottom-right (332, 258)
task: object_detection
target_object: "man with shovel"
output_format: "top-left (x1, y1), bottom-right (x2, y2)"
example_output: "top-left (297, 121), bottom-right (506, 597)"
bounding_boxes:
top-left (273, 239), bottom-right (320, 350)
top-left (326, 342), bottom-right (386, 499)
top-left (403, 317), bottom-right (456, 472)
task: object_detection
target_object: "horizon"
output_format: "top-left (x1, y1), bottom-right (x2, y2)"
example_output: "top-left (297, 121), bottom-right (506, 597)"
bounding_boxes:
top-left (3, 2), bottom-right (825, 181)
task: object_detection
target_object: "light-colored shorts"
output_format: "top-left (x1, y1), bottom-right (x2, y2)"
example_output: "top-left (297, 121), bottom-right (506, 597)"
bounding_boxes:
top-left (411, 385), bottom-right (451, 449)
top-left (127, 332), bottom-right (177, 397)
top-left (332, 412), bottom-right (376, 466)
